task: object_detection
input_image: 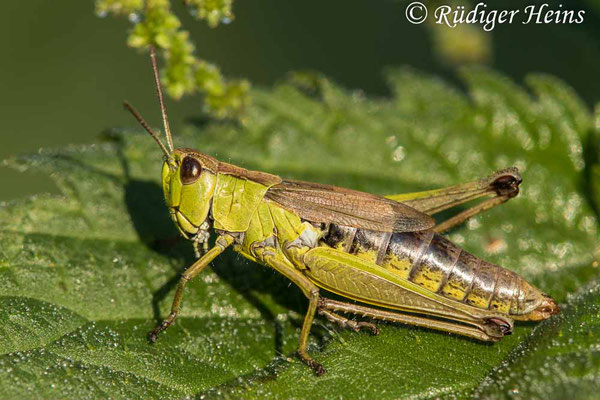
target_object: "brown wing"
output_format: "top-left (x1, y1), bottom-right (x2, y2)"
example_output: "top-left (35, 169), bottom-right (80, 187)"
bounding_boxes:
top-left (265, 179), bottom-right (434, 232)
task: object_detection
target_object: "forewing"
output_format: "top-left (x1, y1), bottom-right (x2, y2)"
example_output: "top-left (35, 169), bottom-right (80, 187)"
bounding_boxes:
top-left (265, 180), bottom-right (434, 232)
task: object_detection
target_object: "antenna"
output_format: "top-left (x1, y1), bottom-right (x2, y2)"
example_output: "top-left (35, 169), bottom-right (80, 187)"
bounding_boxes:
top-left (123, 101), bottom-right (171, 159)
top-left (149, 45), bottom-right (174, 152)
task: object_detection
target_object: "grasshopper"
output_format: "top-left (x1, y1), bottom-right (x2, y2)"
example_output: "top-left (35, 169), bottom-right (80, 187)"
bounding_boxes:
top-left (125, 47), bottom-right (559, 375)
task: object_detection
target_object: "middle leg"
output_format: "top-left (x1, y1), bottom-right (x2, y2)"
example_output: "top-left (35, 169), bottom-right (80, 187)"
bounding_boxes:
top-left (318, 302), bottom-right (379, 335)
top-left (319, 298), bottom-right (511, 341)
top-left (255, 247), bottom-right (327, 376)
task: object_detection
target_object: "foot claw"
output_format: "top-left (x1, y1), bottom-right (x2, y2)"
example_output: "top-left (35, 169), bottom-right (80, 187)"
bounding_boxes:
top-left (363, 323), bottom-right (379, 336)
top-left (148, 326), bottom-right (164, 343)
top-left (309, 360), bottom-right (327, 376)
top-left (348, 320), bottom-right (379, 335)
top-left (148, 328), bottom-right (161, 343)
top-left (298, 352), bottom-right (327, 376)
top-left (148, 317), bottom-right (174, 343)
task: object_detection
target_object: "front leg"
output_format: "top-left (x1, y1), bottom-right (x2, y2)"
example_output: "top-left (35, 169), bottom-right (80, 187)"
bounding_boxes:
top-left (148, 235), bottom-right (233, 342)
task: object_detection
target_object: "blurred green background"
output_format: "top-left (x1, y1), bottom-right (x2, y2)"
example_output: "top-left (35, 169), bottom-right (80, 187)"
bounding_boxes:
top-left (1, 0), bottom-right (599, 200)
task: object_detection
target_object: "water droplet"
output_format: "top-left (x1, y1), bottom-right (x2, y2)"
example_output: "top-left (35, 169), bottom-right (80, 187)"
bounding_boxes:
top-left (128, 13), bottom-right (141, 23)
top-left (393, 146), bottom-right (405, 162)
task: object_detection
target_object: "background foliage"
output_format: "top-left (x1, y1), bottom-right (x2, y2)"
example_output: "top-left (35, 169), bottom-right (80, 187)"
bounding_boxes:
top-left (1, 66), bottom-right (599, 399)
top-left (96, 0), bottom-right (248, 118)
top-left (2, 0), bottom-right (600, 201)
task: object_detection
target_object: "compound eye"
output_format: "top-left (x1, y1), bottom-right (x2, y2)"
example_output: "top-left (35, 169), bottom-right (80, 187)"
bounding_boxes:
top-left (180, 156), bottom-right (202, 184)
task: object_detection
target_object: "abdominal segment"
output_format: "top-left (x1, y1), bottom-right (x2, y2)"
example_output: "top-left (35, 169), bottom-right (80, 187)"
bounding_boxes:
top-left (321, 224), bottom-right (538, 316)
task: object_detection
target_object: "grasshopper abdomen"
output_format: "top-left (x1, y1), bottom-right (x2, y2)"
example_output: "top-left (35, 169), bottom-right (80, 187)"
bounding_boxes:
top-left (322, 224), bottom-right (558, 321)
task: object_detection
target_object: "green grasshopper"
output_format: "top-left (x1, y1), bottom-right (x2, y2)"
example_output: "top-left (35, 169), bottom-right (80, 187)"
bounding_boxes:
top-left (125, 47), bottom-right (558, 375)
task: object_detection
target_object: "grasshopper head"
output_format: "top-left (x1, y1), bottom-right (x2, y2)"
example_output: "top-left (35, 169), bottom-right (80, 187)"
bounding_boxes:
top-left (124, 46), bottom-right (221, 239)
top-left (161, 149), bottom-right (219, 238)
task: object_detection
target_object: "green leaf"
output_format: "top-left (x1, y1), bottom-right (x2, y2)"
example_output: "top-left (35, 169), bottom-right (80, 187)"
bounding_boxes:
top-left (1, 68), bottom-right (598, 399)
